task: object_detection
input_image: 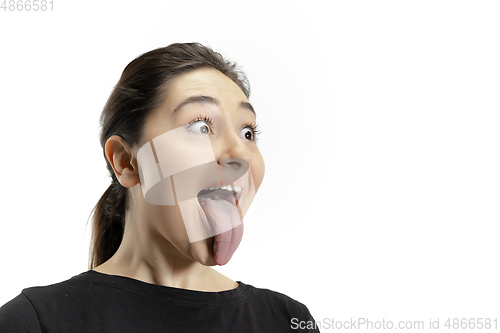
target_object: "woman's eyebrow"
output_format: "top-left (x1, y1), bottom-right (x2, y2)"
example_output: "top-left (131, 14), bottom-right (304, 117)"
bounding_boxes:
top-left (240, 101), bottom-right (256, 118)
top-left (173, 95), bottom-right (256, 119)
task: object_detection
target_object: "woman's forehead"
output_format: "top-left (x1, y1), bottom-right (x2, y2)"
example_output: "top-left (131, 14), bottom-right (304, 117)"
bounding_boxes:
top-left (165, 68), bottom-right (249, 106)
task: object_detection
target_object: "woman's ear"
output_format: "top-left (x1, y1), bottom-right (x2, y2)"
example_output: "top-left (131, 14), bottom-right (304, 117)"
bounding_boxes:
top-left (104, 135), bottom-right (140, 188)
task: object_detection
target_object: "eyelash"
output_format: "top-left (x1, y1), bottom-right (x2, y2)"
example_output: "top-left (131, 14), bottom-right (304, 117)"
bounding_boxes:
top-left (186, 115), bottom-right (261, 142)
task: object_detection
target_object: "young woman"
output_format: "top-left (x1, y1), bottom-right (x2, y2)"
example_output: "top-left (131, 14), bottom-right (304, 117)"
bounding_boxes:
top-left (0, 42), bottom-right (319, 332)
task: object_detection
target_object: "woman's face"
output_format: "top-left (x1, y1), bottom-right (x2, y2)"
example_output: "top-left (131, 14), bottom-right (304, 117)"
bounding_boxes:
top-left (129, 67), bottom-right (265, 266)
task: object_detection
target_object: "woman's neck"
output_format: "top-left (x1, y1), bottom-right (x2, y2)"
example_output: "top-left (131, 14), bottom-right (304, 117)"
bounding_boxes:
top-left (92, 213), bottom-right (238, 292)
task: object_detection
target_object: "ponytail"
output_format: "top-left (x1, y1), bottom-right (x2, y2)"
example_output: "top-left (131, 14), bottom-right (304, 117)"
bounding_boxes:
top-left (88, 175), bottom-right (127, 269)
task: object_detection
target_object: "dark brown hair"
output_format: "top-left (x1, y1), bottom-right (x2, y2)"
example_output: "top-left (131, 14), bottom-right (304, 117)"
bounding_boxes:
top-left (88, 42), bottom-right (251, 269)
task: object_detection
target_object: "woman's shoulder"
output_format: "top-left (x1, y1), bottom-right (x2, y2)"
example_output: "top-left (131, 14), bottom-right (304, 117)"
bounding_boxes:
top-left (237, 282), bottom-right (319, 332)
top-left (2, 271), bottom-right (90, 300)
top-left (0, 289), bottom-right (43, 332)
top-left (0, 271), bottom-right (90, 332)
top-left (241, 282), bottom-right (314, 316)
top-left (14, 271), bottom-right (93, 307)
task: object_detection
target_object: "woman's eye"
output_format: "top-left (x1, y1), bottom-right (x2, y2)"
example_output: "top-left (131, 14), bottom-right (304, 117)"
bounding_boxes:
top-left (188, 120), bottom-right (211, 135)
top-left (239, 127), bottom-right (254, 141)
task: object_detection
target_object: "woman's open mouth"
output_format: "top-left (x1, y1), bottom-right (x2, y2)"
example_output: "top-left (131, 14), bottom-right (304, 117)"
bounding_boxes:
top-left (196, 185), bottom-right (244, 265)
top-left (197, 185), bottom-right (241, 205)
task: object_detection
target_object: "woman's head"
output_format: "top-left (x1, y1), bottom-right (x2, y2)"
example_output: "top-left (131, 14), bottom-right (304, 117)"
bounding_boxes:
top-left (90, 43), bottom-right (265, 269)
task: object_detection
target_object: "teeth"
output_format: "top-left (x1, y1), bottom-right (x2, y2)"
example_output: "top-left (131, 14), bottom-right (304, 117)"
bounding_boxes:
top-left (202, 185), bottom-right (241, 193)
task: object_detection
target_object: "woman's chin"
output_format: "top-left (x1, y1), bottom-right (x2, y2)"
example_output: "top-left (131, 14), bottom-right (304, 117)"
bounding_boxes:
top-left (190, 237), bottom-right (216, 266)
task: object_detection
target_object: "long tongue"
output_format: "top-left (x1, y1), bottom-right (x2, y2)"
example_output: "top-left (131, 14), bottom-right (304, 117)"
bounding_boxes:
top-left (200, 197), bottom-right (243, 266)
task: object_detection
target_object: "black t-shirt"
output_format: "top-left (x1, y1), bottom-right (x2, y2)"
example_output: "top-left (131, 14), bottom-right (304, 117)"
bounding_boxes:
top-left (0, 270), bottom-right (320, 332)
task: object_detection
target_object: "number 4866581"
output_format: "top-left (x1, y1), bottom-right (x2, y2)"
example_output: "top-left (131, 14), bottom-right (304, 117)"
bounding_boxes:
top-left (1, 0), bottom-right (53, 11)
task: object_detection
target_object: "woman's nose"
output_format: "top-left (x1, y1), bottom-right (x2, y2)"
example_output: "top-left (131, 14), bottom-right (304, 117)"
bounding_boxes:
top-left (219, 157), bottom-right (242, 167)
top-left (216, 132), bottom-right (252, 183)
top-left (217, 157), bottom-right (250, 185)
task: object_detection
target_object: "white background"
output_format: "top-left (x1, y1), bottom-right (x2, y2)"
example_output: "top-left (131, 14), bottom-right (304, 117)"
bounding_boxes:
top-left (1, 1), bottom-right (499, 331)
